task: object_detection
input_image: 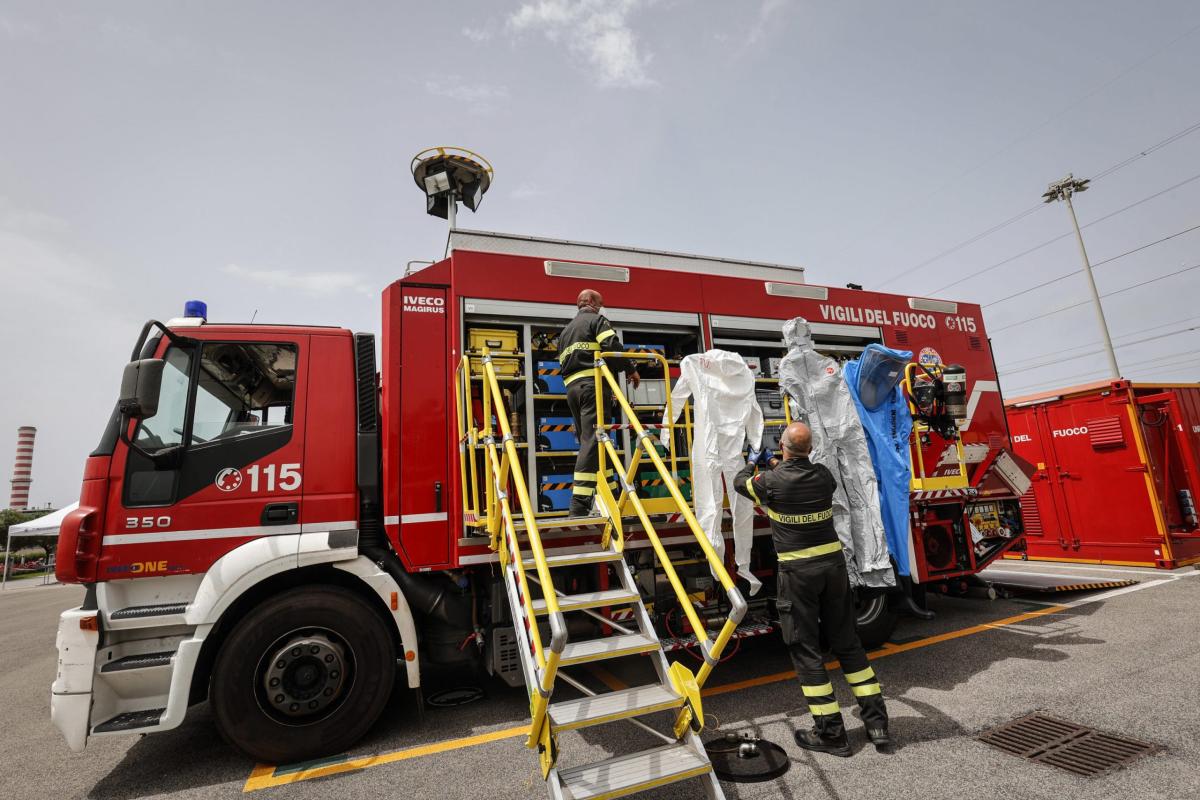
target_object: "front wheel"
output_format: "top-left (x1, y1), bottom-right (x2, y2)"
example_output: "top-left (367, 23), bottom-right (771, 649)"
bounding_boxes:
top-left (854, 592), bottom-right (898, 649)
top-left (210, 585), bottom-right (396, 763)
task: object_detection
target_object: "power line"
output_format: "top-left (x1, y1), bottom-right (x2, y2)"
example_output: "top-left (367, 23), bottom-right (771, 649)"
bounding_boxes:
top-left (1092, 119), bottom-right (1200, 180)
top-left (992, 261), bottom-right (1200, 333)
top-left (878, 115), bottom-right (1200, 289)
top-left (876, 205), bottom-right (1046, 289)
top-left (998, 325), bottom-right (1200, 377)
top-left (1004, 349), bottom-right (1200, 395)
top-left (996, 313), bottom-right (1200, 370)
top-left (983, 221), bottom-right (1200, 307)
top-left (1123, 357), bottom-right (1200, 379)
top-left (933, 171), bottom-right (1200, 294)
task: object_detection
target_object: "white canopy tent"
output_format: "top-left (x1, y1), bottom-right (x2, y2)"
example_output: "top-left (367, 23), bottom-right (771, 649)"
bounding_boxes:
top-left (3, 502), bottom-right (77, 589)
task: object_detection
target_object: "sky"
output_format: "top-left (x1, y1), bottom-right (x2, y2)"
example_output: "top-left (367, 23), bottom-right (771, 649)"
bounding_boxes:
top-left (2, 1), bottom-right (1199, 508)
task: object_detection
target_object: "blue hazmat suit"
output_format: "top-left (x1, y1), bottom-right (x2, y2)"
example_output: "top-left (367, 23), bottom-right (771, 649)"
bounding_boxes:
top-left (843, 344), bottom-right (914, 576)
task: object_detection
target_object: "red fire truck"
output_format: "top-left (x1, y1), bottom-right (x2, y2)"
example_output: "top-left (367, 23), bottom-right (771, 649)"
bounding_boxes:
top-left (52, 228), bottom-right (1027, 797)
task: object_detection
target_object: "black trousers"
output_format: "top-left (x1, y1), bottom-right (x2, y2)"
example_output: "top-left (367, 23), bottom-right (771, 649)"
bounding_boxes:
top-left (776, 552), bottom-right (888, 734)
top-left (566, 379), bottom-right (617, 509)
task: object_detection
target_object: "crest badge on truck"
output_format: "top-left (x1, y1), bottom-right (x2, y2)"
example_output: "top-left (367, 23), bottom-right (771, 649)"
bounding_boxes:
top-left (918, 347), bottom-right (941, 367)
top-left (214, 467), bottom-right (243, 492)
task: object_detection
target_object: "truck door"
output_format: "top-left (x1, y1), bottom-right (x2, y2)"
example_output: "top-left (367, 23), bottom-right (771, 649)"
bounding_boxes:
top-left (99, 332), bottom-right (308, 578)
top-left (1136, 393), bottom-right (1200, 564)
top-left (1007, 408), bottom-right (1061, 549)
top-left (1034, 403), bottom-right (1083, 551)
top-left (397, 286), bottom-right (450, 567)
top-left (1040, 395), bottom-right (1159, 562)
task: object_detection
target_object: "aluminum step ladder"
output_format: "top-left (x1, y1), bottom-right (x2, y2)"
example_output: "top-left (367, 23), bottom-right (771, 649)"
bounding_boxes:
top-left (503, 513), bottom-right (725, 800)
top-left (461, 350), bottom-right (742, 800)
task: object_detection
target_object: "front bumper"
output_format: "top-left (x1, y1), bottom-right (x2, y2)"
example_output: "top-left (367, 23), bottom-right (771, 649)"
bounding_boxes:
top-left (51, 606), bottom-right (99, 751)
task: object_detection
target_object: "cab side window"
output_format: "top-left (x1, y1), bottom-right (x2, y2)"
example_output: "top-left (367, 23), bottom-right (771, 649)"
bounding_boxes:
top-left (126, 347), bottom-right (194, 505)
top-left (124, 341), bottom-right (299, 507)
top-left (191, 343), bottom-right (296, 444)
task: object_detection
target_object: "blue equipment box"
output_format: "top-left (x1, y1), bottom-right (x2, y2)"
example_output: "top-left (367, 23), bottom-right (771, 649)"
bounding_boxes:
top-left (537, 416), bottom-right (578, 451)
top-left (538, 473), bottom-right (574, 512)
top-left (537, 360), bottom-right (566, 394)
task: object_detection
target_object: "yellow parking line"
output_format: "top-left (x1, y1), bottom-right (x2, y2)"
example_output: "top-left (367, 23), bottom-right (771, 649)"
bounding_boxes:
top-left (243, 725), bottom-right (529, 791)
top-left (244, 602), bottom-right (1068, 791)
top-left (699, 604), bottom-right (1065, 698)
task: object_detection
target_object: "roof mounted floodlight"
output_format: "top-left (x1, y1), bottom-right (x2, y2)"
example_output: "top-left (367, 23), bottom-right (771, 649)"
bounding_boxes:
top-left (411, 146), bottom-right (494, 228)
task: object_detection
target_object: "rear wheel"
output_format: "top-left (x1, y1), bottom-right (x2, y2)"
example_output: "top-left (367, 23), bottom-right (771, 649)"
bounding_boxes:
top-left (211, 586), bottom-right (396, 763)
top-left (854, 592), bottom-right (898, 649)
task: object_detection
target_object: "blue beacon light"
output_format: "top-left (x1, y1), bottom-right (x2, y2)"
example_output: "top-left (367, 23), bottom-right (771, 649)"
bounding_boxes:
top-left (183, 300), bottom-right (208, 321)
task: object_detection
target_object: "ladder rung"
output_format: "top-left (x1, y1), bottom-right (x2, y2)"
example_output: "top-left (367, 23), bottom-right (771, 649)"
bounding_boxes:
top-left (532, 589), bottom-right (639, 615)
top-left (549, 684), bottom-right (683, 732)
top-left (559, 633), bottom-right (659, 666)
top-left (522, 549), bottom-right (623, 569)
top-left (556, 742), bottom-right (711, 800)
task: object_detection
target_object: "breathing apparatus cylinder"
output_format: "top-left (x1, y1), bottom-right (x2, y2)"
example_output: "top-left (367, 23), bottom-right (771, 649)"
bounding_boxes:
top-left (942, 364), bottom-right (967, 425)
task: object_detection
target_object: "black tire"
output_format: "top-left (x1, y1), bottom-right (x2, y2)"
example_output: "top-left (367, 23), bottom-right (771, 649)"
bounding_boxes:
top-left (854, 592), bottom-right (899, 649)
top-left (210, 585), bottom-right (395, 763)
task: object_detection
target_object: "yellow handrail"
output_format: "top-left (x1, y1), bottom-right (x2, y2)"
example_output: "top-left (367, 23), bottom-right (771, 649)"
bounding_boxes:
top-left (459, 349), bottom-right (567, 754)
top-left (453, 357), bottom-right (480, 524)
top-left (595, 354), bottom-right (747, 697)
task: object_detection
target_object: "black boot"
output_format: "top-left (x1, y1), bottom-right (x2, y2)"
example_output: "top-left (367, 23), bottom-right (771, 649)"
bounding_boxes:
top-left (794, 726), bottom-right (852, 758)
top-left (865, 726), bottom-right (893, 753)
top-left (568, 498), bottom-right (592, 518)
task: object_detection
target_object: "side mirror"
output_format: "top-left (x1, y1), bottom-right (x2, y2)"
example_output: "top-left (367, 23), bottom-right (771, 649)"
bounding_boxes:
top-left (119, 359), bottom-right (165, 420)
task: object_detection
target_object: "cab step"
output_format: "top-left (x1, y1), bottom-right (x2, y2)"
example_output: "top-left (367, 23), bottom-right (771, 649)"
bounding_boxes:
top-left (100, 652), bottom-right (173, 673)
top-left (522, 548), bottom-right (623, 569)
top-left (548, 684), bottom-right (683, 732)
top-left (532, 589), bottom-right (639, 615)
top-left (556, 742), bottom-right (712, 800)
top-left (110, 603), bottom-right (188, 620)
top-left (92, 708), bottom-right (165, 733)
top-left (559, 633), bottom-right (659, 666)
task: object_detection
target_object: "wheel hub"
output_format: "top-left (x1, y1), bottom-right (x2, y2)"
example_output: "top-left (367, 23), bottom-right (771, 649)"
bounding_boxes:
top-left (263, 635), bottom-right (346, 718)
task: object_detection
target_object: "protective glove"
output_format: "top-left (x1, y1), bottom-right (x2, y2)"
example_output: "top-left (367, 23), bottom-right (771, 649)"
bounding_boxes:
top-left (659, 426), bottom-right (671, 450)
top-left (757, 449), bottom-right (776, 468)
top-left (746, 446), bottom-right (761, 465)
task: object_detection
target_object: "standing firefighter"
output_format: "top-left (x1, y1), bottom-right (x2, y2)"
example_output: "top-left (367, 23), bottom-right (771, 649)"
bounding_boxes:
top-left (559, 289), bottom-right (639, 517)
top-left (736, 421), bottom-right (892, 755)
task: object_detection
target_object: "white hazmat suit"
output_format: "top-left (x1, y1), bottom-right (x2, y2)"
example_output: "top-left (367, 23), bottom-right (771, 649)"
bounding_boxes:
top-left (661, 350), bottom-right (764, 594)
top-left (777, 318), bottom-right (895, 589)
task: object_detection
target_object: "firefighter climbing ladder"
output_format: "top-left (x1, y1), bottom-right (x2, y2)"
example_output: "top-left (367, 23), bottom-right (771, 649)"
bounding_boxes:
top-left (456, 350), bottom-right (746, 800)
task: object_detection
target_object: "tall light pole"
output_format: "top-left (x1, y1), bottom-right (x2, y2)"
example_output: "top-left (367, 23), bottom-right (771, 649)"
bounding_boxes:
top-left (1042, 174), bottom-right (1121, 379)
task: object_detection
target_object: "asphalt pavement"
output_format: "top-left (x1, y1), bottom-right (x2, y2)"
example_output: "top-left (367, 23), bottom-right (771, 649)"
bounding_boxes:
top-left (3, 560), bottom-right (1198, 800)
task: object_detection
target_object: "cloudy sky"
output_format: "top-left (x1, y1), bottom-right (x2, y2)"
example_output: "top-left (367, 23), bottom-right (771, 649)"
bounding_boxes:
top-left (2, 1), bottom-right (1199, 507)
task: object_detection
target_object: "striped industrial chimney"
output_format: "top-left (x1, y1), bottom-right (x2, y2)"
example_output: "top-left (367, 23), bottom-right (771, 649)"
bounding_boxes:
top-left (8, 426), bottom-right (36, 510)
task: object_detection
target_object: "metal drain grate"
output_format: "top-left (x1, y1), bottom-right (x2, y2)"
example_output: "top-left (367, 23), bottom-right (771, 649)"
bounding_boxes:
top-left (978, 713), bottom-right (1161, 777)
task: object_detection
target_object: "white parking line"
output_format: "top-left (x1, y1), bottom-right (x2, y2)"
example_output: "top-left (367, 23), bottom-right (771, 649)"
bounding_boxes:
top-left (1058, 578), bottom-right (1178, 606)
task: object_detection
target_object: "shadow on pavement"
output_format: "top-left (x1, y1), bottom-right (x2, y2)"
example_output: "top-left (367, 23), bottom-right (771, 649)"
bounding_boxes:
top-left (85, 594), bottom-right (1108, 798)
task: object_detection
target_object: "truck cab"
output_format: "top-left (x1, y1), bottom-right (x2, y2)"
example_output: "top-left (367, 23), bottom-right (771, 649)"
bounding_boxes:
top-left (53, 312), bottom-right (419, 763)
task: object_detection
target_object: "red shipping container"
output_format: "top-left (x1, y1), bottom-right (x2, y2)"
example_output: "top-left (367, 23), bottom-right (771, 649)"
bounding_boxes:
top-left (1005, 380), bottom-right (1200, 569)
